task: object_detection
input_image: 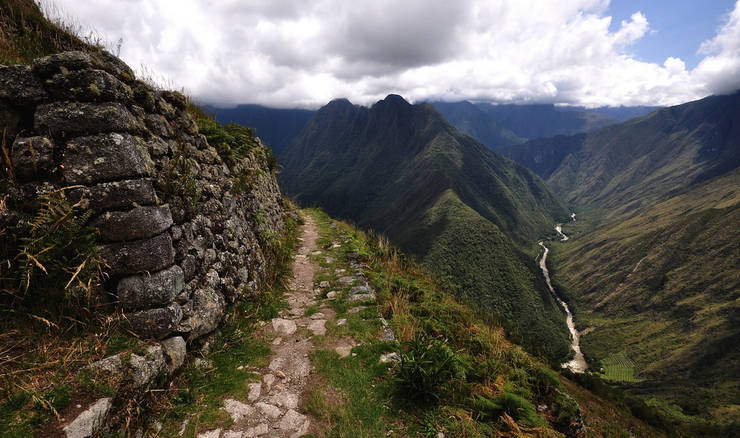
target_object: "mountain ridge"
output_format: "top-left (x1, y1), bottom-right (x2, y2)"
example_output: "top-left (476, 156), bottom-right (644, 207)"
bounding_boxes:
top-left (502, 91), bottom-right (740, 216)
top-left (279, 94), bottom-right (573, 359)
top-left (498, 91), bottom-right (740, 425)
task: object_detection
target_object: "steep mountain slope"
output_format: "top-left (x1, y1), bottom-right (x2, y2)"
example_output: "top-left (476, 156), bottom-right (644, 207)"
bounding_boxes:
top-left (562, 105), bottom-right (660, 122)
top-left (431, 100), bottom-right (524, 149)
top-left (551, 169), bottom-right (740, 424)
top-left (476, 102), bottom-right (616, 139)
top-left (502, 92), bottom-right (740, 216)
top-left (279, 95), bottom-right (572, 359)
top-left (500, 92), bottom-right (740, 425)
top-left (205, 104), bottom-right (314, 155)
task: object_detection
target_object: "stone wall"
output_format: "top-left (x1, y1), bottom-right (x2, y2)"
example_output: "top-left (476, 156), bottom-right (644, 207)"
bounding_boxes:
top-left (0, 50), bottom-right (286, 347)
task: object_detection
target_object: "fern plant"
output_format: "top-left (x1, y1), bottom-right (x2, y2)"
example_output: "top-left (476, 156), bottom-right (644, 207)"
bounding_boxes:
top-left (394, 335), bottom-right (468, 403)
top-left (2, 188), bottom-right (103, 308)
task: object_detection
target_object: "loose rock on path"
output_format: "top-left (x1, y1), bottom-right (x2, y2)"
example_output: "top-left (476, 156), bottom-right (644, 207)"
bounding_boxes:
top-left (197, 215), bottom-right (323, 438)
top-left (197, 213), bottom-right (395, 438)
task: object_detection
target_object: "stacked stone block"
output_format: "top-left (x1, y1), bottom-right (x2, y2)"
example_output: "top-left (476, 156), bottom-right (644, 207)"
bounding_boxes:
top-left (1, 51), bottom-right (286, 345)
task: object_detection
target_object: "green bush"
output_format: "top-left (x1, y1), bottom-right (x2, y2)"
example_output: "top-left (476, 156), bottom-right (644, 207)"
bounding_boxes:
top-left (533, 366), bottom-right (563, 398)
top-left (394, 336), bottom-right (468, 403)
top-left (552, 392), bottom-right (579, 427)
top-left (190, 107), bottom-right (259, 163)
top-left (474, 391), bottom-right (545, 428)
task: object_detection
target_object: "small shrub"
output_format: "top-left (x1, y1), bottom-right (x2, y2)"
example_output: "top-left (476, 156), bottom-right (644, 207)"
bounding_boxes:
top-left (474, 391), bottom-right (545, 428)
top-left (158, 152), bottom-right (201, 219)
top-left (552, 391), bottom-right (579, 428)
top-left (43, 385), bottom-right (71, 411)
top-left (265, 147), bottom-right (279, 173)
top-left (394, 336), bottom-right (468, 403)
top-left (190, 107), bottom-right (259, 163)
top-left (232, 167), bottom-right (255, 196)
top-left (533, 366), bottom-right (563, 398)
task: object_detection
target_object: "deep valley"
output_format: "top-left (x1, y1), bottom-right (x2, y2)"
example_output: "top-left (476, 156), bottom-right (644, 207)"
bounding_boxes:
top-left (1, 1), bottom-right (739, 436)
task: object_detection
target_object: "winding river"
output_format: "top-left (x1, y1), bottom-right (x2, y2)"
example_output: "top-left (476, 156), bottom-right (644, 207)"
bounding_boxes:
top-left (538, 218), bottom-right (587, 373)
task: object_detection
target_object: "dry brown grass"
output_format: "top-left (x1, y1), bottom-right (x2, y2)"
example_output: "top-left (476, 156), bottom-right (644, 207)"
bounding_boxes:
top-left (0, 307), bottom-right (146, 434)
top-left (0, 0), bottom-right (97, 65)
top-left (382, 292), bottom-right (417, 342)
top-left (0, 309), bottom-right (120, 394)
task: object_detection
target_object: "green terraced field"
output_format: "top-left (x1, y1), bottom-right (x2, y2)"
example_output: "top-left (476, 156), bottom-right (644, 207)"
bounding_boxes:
top-left (600, 351), bottom-right (639, 382)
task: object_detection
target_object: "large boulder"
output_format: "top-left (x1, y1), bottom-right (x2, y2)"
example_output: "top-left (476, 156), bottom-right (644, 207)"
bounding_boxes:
top-left (117, 265), bottom-right (184, 311)
top-left (35, 102), bottom-right (143, 138)
top-left (62, 133), bottom-right (153, 185)
top-left (45, 69), bottom-right (133, 102)
top-left (11, 136), bottom-right (54, 181)
top-left (67, 179), bottom-right (158, 211)
top-left (177, 287), bottom-right (226, 340)
top-left (33, 51), bottom-right (97, 78)
top-left (93, 206), bottom-right (173, 242)
top-left (99, 232), bottom-right (175, 275)
top-left (0, 65), bottom-right (47, 106)
top-left (126, 303), bottom-right (183, 339)
top-left (32, 50), bottom-right (135, 82)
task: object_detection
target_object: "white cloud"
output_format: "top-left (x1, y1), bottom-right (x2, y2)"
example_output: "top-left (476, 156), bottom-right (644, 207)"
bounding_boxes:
top-left (694, 1), bottom-right (740, 95)
top-left (45, 0), bottom-right (740, 108)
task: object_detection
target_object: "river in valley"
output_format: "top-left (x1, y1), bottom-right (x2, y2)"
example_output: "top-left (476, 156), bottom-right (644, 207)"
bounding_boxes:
top-left (538, 219), bottom-right (587, 373)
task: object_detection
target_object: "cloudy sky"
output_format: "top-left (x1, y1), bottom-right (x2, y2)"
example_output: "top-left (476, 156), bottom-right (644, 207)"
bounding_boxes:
top-left (48, 0), bottom-right (740, 109)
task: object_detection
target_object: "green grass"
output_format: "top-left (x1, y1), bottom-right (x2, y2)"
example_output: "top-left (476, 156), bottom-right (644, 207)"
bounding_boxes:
top-left (310, 345), bottom-right (396, 437)
top-left (302, 208), bottom-right (662, 437)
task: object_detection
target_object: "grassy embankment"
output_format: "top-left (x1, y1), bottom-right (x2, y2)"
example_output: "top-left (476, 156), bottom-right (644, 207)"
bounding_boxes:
top-left (295, 208), bottom-right (663, 437)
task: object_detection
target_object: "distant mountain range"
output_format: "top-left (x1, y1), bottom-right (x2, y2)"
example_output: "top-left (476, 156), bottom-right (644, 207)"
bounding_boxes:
top-left (242, 88), bottom-right (738, 426)
top-left (501, 92), bottom-right (740, 217)
top-left (432, 102), bottom-right (659, 150)
top-left (204, 101), bottom-right (659, 153)
top-left (559, 105), bottom-right (661, 122)
top-left (203, 104), bottom-right (314, 155)
top-left (279, 95), bottom-right (572, 359)
top-left (429, 101), bottom-right (525, 149)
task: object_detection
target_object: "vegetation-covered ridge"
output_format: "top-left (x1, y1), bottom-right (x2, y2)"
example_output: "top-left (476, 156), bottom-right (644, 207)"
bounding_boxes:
top-left (501, 92), bottom-right (740, 217)
top-left (292, 209), bottom-right (663, 437)
top-left (549, 169), bottom-right (740, 431)
top-left (279, 94), bottom-right (572, 360)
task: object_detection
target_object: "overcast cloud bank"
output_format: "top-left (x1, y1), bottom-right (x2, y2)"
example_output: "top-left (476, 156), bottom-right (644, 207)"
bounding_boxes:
top-left (50, 0), bottom-right (740, 108)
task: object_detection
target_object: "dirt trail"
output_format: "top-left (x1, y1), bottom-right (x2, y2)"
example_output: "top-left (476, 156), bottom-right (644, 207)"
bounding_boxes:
top-left (198, 215), bottom-right (327, 438)
top-left (195, 212), bottom-right (396, 438)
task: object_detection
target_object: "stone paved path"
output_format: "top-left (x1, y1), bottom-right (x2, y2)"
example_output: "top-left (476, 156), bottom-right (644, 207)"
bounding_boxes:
top-left (196, 213), bottom-right (395, 438)
top-left (195, 215), bottom-right (326, 438)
